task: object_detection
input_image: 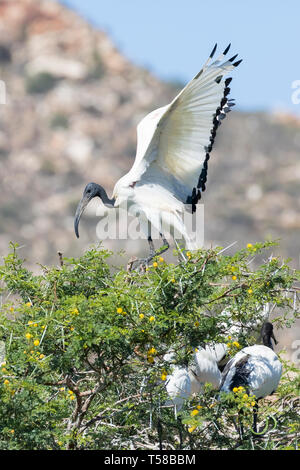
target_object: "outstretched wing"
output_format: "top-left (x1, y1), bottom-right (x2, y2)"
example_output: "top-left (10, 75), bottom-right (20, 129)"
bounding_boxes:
top-left (125, 44), bottom-right (242, 212)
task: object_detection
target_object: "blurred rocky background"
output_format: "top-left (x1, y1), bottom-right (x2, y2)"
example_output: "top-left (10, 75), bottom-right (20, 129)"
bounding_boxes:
top-left (0, 0), bottom-right (299, 354)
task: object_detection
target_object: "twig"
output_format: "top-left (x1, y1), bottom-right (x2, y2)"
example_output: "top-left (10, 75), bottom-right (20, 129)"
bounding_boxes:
top-left (58, 252), bottom-right (64, 267)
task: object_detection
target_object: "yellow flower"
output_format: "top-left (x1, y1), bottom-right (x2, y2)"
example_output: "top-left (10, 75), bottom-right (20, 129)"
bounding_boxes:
top-left (153, 262), bottom-right (158, 268)
top-left (232, 275), bottom-right (237, 281)
top-left (161, 372), bottom-right (167, 381)
top-left (70, 327), bottom-right (74, 331)
top-left (227, 335), bottom-right (232, 340)
top-left (2, 368), bottom-right (6, 372)
top-left (194, 348), bottom-right (198, 353)
top-left (170, 278), bottom-right (176, 283)
top-left (243, 394), bottom-right (248, 400)
top-left (116, 307), bottom-right (123, 314)
top-left (34, 323), bottom-right (38, 327)
top-left (147, 356), bottom-right (154, 363)
top-left (194, 321), bottom-right (200, 327)
top-left (148, 347), bottom-right (157, 355)
top-left (238, 386), bottom-right (245, 391)
top-left (4, 379), bottom-right (9, 385)
top-left (27, 321), bottom-right (33, 326)
top-left (247, 288), bottom-right (253, 294)
top-left (71, 308), bottom-right (79, 315)
top-left (247, 243), bottom-right (253, 248)
top-left (232, 341), bottom-right (240, 348)
top-left (159, 257), bottom-right (164, 262)
top-left (9, 307), bottom-right (14, 312)
top-left (69, 395), bottom-right (75, 400)
top-left (139, 313), bottom-right (144, 319)
top-left (233, 387), bottom-right (238, 393)
top-left (39, 354), bottom-right (45, 359)
top-left (41, 325), bottom-right (45, 330)
top-left (10, 429), bottom-right (14, 434)
top-left (251, 401), bottom-right (256, 407)
top-left (68, 390), bottom-right (74, 395)
top-left (25, 333), bottom-right (32, 340)
top-left (197, 405), bottom-right (202, 410)
top-left (59, 387), bottom-right (65, 392)
top-left (188, 425), bottom-right (197, 433)
top-left (190, 409), bottom-right (199, 416)
top-left (33, 340), bottom-right (39, 347)
top-left (149, 316), bottom-right (155, 322)
top-left (26, 302), bottom-right (32, 307)
top-left (186, 252), bottom-right (191, 259)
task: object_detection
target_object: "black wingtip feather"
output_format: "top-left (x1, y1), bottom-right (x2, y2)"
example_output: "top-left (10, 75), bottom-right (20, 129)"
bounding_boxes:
top-left (210, 43), bottom-right (217, 58)
top-left (223, 43), bottom-right (231, 55)
top-left (233, 59), bottom-right (243, 67)
top-left (229, 53), bottom-right (238, 63)
top-left (188, 46), bottom-right (241, 213)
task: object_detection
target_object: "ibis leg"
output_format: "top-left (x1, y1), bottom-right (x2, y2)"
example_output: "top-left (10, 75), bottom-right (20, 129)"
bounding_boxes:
top-left (253, 401), bottom-right (258, 433)
top-left (177, 416), bottom-right (184, 450)
top-left (131, 233), bottom-right (170, 271)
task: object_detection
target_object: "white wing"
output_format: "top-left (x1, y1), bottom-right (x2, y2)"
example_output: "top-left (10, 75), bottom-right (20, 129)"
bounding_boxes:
top-left (119, 44), bottom-right (242, 212)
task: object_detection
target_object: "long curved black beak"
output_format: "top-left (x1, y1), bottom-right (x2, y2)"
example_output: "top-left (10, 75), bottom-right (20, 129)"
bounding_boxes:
top-left (74, 195), bottom-right (90, 238)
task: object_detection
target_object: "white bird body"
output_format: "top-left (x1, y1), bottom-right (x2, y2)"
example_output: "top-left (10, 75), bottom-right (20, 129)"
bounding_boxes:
top-left (220, 345), bottom-right (282, 399)
top-left (75, 44), bottom-right (242, 258)
top-left (165, 366), bottom-right (191, 415)
top-left (189, 348), bottom-right (222, 394)
top-left (111, 49), bottom-right (239, 248)
top-left (204, 343), bottom-right (228, 364)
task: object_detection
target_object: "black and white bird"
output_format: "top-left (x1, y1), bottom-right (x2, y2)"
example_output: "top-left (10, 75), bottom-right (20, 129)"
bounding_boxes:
top-left (220, 322), bottom-right (282, 432)
top-left (74, 44), bottom-right (242, 262)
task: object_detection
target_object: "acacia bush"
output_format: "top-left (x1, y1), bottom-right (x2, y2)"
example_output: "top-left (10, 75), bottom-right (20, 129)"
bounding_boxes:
top-left (0, 242), bottom-right (299, 450)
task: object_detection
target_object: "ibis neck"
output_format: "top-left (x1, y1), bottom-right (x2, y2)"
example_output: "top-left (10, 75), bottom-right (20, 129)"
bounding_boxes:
top-left (262, 335), bottom-right (273, 349)
top-left (97, 185), bottom-right (115, 208)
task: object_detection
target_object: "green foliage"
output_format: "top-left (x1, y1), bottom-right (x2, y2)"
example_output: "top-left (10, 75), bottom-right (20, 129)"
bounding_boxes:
top-left (25, 72), bottom-right (58, 95)
top-left (0, 242), bottom-right (299, 450)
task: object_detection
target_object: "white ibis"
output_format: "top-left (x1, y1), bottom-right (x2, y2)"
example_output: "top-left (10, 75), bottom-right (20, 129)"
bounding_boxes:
top-left (164, 346), bottom-right (225, 413)
top-left (74, 44), bottom-right (242, 264)
top-left (220, 322), bottom-right (282, 433)
top-left (165, 365), bottom-right (192, 417)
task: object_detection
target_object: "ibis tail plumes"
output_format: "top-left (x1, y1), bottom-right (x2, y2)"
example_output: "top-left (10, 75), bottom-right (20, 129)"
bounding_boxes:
top-left (74, 44), bottom-right (242, 264)
top-left (220, 322), bottom-right (282, 434)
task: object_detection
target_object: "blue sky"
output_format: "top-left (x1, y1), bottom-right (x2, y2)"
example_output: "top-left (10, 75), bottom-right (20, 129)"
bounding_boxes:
top-left (61, 1), bottom-right (300, 114)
